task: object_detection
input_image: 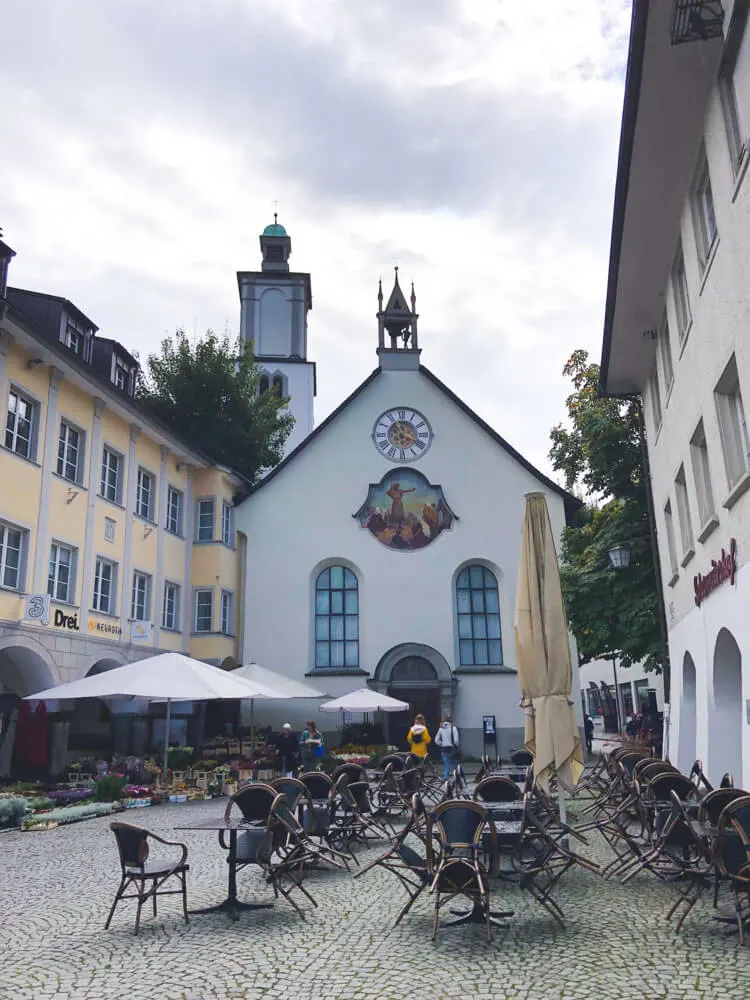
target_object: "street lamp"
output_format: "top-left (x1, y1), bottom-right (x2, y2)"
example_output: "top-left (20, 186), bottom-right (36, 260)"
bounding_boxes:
top-left (608, 543), bottom-right (631, 570)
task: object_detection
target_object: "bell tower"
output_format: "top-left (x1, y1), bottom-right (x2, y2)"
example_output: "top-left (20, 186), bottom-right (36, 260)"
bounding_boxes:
top-left (237, 217), bottom-right (315, 455)
top-left (377, 267), bottom-right (420, 371)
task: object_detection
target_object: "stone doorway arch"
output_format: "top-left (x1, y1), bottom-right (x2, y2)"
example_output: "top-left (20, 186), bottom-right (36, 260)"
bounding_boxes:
top-left (709, 628), bottom-right (743, 786)
top-left (677, 652), bottom-right (697, 774)
top-left (372, 644), bottom-right (456, 750)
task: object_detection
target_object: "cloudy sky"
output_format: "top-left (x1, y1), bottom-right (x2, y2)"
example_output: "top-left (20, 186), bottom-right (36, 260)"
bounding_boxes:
top-left (2, 0), bottom-right (631, 481)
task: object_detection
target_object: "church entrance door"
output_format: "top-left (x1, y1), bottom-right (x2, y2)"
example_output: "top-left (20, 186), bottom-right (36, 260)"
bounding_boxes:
top-left (387, 656), bottom-right (441, 754)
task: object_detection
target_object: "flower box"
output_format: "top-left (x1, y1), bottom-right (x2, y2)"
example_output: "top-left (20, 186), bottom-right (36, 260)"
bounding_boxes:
top-left (123, 798), bottom-right (152, 809)
top-left (168, 794), bottom-right (188, 803)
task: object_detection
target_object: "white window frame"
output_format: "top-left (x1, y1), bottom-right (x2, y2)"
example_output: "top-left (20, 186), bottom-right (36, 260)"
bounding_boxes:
top-left (100, 446), bottom-right (123, 504)
top-left (715, 356), bottom-right (750, 491)
top-left (196, 498), bottom-right (215, 542)
top-left (166, 486), bottom-right (184, 536)
top-left (692, 150), bottom-right (718, 266)
top-left (130, 570), bottom-right (151, 622)
top-left (221, 501), bottom-right (234, 547)
top-left (0, 520), bottom-right (25, 591)
top-left (658, 312), bottom-right (674, 396)
top-left (162, 581), bottom-right (180, 631)
top-left (674, 465), bottom-right (694, 562)
top-left (663, 500), bottom-right (679, 582)
top-left (48, 541), bottom-right (76, 604)
top-left (671, 245), bottom-right (692, 344)
top-left (93, 557), bottom-right (117, 614)
top-left (220, 590), bottom-right (234, 635)
top-left (65, 324), bottom-right (83, 355)
top-left (114, 357), bottom-right (130, 392)
top-left (135, 468), bottom-right (155, 521)
top-left (194, 588), bottom-right (213, 633)
top-left (719, 64), bottom-right (747, 174)
top-left (57, 419), bottom-right (85, 484)
top-left (690, 420), bottom-right (716, 530)
top-left (649, 366), bottom-right (662, 433)
top-left (5, 386), bottom-right (38, 461)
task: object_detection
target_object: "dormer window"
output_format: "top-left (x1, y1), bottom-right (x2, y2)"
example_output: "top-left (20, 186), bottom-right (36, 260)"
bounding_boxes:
top-left (272, 375), bottom-right (283, 396)
top-left (65, 325), bottom-right (82, 355)
top-left (259, 373), bottom-right (270, 394)
top-left (114, 358), bottom-right (130, 392)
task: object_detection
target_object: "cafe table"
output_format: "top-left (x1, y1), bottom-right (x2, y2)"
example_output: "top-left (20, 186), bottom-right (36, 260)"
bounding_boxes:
top-left (175, 816), bottom-right (274, 920)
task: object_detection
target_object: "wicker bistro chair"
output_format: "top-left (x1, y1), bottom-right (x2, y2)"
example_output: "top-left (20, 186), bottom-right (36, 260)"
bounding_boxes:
top-left (354, 794), bottom-right (431, 926)
top-left (510, 749), bottom-right (534, 767)
top-left (426, 800), bottom-right (510, 941)
top-left (106, 822), bottom-right (189, 935)
top-left (332, 762), bottom-right (366, 784)
top-left (711, 795), bottom-right (750, 945)
top-left (337, 778), bottom-right (393, 844)
top-left (297, 773), bottom-right (355, 870)
top-left (619, 773), bottom-right (700, 884)
top-left (664, 789), bottom-right (723, 933)
top-left (473, 775), bottom-right (523, 805)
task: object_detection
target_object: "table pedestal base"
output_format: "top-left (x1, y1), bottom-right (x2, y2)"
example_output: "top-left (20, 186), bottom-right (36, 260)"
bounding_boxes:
top-left (445, 902), bottom-right (513, 928)
top-left (190, 898), bottom-right (273, 922)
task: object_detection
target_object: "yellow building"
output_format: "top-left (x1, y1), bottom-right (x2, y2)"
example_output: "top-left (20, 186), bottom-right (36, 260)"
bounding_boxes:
top-left (0, 238), bottom-right (246, 757)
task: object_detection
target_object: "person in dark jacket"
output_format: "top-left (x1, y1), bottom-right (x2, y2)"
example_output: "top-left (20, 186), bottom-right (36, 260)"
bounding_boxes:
top-left (584, 714), bottom-right (595, 755)
top-left (275, 723), bottom-right (299, 777)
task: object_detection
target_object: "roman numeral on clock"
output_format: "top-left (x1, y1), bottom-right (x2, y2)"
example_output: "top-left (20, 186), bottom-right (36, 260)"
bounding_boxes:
top-left (387, 447), bottom-right (397, 458)
top-left (414, 439), bottom-right (425, 449)
top-left (398, 409), bottom-right (406, 420)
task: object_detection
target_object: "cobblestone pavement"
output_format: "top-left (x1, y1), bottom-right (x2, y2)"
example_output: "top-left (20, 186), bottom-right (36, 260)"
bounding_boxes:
top-left (1, 796), bottom-right (749, 1000)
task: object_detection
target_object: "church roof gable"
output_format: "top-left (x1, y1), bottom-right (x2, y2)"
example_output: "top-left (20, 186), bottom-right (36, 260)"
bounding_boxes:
top-left (237, 366), bottom-right (580, 521)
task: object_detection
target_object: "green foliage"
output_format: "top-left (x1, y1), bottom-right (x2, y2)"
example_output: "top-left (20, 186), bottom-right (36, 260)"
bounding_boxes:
top-left (93, 774), bottom-right (127, 802)
top-left (25, 796), bottom-right (53, 812)
top-left (0, 796), bottom-right (29, 827)
top-left (166, 747), bottom-right (193, 771)
top-left (22, 802), bottom-right (119, 830)
top-left (136, 329), bottom-right (294, 485)
top-left (550, 350), bottom-right (663, 674)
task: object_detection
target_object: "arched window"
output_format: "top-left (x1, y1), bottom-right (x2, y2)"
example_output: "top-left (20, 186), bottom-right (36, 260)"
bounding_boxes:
top-left (315, 566), bottom-right (359, 668)
top-left (272, 374), bottom-right (284, 396)
top-left (455, 565), bottom-right (502, 666)
top-left (259, 373), bottom-right (270, 394)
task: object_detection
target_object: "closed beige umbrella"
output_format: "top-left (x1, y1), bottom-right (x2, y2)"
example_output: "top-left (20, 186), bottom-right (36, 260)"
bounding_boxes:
top-left (514, 492), bottom-right (583, 793)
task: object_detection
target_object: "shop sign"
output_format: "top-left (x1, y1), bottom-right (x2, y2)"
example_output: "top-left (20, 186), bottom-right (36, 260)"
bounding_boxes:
top-left (53, 609), bottom-right (80, 631)
top-left (23, 594), bottom-right (50, 626)
top-left (131, 620), bottom-right (152, 642)
top-left (88, 617), bottom-right (123, 637)
top-left (693, 538), bottom-right (738, 607)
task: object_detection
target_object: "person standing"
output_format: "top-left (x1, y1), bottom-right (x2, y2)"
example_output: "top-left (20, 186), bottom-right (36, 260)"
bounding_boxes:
top-left (435, 715), bottom-right (460, 779)
top-left (300, 720), bottom-right (324, 769)
top-left (407, 714), bottom-right (431, 759)
top-left (275, 723), bottom-right (299, 777)
top-left (584, 714), bottom-right (595, 756)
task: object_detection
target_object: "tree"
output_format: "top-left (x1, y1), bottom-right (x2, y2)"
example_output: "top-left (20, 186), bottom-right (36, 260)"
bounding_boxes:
top-left (550, 350), bottom-right (664, 676)
top-left (137, 330), bottom-right (293, 485)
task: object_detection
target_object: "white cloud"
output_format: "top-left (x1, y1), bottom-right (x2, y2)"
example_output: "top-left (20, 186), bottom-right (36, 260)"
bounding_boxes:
top-left (0, 0), bottom-right (631, 478)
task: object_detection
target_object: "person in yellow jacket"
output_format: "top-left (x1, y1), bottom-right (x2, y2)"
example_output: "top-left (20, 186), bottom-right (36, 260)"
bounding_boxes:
top-left (407, 714), bottom-right (431, 758)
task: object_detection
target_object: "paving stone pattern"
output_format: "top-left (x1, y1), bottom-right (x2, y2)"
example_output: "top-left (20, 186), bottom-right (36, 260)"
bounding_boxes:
top-left (1, 795), bottom-right (749, 1000)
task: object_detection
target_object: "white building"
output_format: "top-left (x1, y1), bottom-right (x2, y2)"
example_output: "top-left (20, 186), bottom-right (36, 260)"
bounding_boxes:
top-left (579, 657), bottom-right (665, 732)
top-left (236, 271), bottom-right (581, 756)
top-left (238, 218), bottom-right (315, 456)
top-left (600, 1), bottom-right (750, 784)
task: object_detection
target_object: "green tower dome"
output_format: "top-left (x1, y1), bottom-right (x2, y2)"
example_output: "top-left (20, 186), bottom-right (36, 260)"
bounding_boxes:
top-left (262, 221), bottom-right (287, 237)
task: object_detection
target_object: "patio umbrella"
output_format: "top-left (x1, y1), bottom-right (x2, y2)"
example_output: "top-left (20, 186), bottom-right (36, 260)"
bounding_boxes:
top-left (229, 661), bottom-right (328, 743)
top-left (25, 652), bottom-right (273, 776)
top-left (514, 492), bottom-right (584, 803)
top-left (318, 688), bottom-right (410, 713)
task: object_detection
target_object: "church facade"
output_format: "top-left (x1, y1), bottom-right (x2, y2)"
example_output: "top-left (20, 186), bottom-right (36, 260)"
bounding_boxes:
top-left (236, 253), bottom-right (581, 756)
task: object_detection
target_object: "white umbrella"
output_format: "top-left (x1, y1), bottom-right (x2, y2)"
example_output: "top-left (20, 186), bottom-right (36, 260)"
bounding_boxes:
top-left (25, 652), bottom-right (273, 775)
top-left (319, 688), bottom-right (410, 713)
top-left (230, 661), bottom-right (328, 743)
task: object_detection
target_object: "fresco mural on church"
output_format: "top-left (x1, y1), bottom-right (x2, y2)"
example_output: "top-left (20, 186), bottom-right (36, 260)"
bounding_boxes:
top-left (354, 468), bottom-right (457, 551)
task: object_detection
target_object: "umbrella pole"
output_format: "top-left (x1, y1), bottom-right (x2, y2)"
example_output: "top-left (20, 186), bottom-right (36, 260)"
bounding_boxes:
top-left (163, 699), bottom-right (172, 779)
top-left (250, 698), bottom-right (255, 750)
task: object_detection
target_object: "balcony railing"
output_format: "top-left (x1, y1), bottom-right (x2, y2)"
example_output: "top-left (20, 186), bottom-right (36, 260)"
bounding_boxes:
top-left (670, 0), bottom-right (724, 45)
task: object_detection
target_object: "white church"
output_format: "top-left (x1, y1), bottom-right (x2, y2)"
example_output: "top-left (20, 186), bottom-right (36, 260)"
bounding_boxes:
top-left (236, 220), bottom-right (582, 756)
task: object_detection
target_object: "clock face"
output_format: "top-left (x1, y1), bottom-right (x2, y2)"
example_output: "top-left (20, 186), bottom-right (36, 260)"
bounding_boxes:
top-left (372, 407), bottom-right (433, 463)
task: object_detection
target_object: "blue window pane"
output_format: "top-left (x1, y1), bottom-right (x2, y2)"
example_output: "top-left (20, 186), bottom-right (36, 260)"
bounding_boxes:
top-left (471, 591), bottom-right (485, 613)
top-left (330, 616), bottom-right (344, 640)
top-left (485, 590), bottom-right (500, 614)
top-left (331, 591), bottom-right (344, 614)
top-left (331, 641), bottom-right (345, 667)
top-left (315, 642), bottom-right (330, 667)
top-left (457, 569), bottom-right (469, 588)
top-left (316, 568), bottom-right (330, 589)
top-left (470, 565), bottom-right (483, 588)
top-left (458, 614), bottom-right (472, 638)
top-left (487, 615), bottom-right (501, 639)
top-left (315, 591), bottom-right (329, 615)
top-left (484, 568), bottom-right (498, 589)
top-left (474, 641), bottom-right (489, 665)
top-left (315, 617), bottom-right (329, 640)
top-left (330, 565), bottom-right (344, 589)
top-left (459, 639), bottom-right (473, 665)
top-left (456, 590), bottom-right (471, 614)
top-left (472, 615), bottom-right (487, 639)
top-left (488, 639), bottom-right (502, 664)
top-left (345, 615), bottom-right (359, 640)
top-left (344, 568), bottom-right (357, 589)
top-left (345, 641), bottom-right (358, 667)
top-left (344, 590), bottom-right (358, 614)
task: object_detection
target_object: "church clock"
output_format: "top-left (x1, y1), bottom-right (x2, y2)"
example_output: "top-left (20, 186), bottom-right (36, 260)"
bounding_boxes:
top-left (372, 407), bottom-right (433, 462)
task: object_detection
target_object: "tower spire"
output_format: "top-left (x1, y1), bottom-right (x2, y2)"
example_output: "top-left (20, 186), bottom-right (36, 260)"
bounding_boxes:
top-left (376, 265), bottom-right (420, 369)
